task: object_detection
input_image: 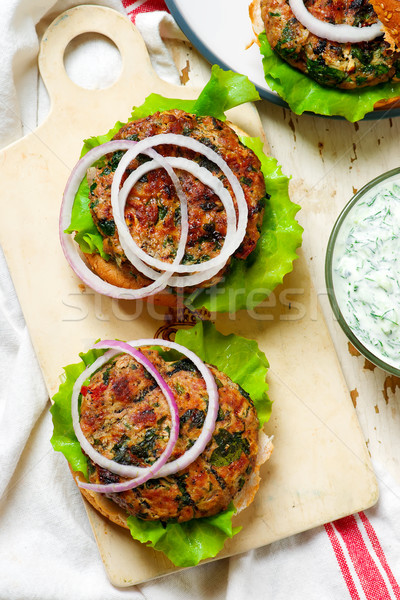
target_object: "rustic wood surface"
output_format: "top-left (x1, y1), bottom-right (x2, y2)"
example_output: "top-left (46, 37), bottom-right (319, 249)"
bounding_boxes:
top-left (169, 34), bottom-right (400, 488)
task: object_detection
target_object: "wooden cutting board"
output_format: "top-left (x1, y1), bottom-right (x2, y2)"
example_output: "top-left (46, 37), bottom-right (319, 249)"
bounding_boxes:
top-left (0, 5), bottom-right (378, 586)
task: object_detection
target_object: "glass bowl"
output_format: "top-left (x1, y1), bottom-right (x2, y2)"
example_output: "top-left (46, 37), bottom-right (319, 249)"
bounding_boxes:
top-left (325, 167), bottom-right (400, 376)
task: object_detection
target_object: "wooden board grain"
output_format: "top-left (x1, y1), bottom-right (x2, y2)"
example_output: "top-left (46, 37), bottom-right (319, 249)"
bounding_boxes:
top-left (0, 5), bottom-right (378, 586)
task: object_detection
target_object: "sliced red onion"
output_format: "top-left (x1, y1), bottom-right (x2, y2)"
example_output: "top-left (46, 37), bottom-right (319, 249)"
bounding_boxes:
top-left (115, 154), bottom-right (227, 288)
top-left (141, 150), bottom-right (225, 287)
top-left (72, 341), bottom-right (180, 493)
top-left (60, 141), bottom-right (173, 299)
top-left (112, 133), bottom-right (248, 248)
top-left (124, 339), bottom-right (219, 478)
top-left (110, 133), bottom-right (247, 285)
top-left (106, 149), bottom-right (189, 282)
top-left (116, 157), bottom-right (237, 274)
top-left (74, 338), bottom-right (219, 494)
top-left (289, 0), bottom-right (383, 42)
top-left (167, 262), bottom-right (224, 288)
top-left (62, 133), bottom-right (249, 297)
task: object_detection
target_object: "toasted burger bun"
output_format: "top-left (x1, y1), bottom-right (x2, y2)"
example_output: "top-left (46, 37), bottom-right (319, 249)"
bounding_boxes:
top-left (251, 0), bottom-right (400, 111)
top-left (83, 251), bottom-right (226, 307)
top-left (83, 251), bottom-right (179, 307)
top-left (72, 431), bottom-right (274, 531)
top-left (370, 0), bottom-right (400, 49)
top-left (83, 119), bottom-right (265, 307)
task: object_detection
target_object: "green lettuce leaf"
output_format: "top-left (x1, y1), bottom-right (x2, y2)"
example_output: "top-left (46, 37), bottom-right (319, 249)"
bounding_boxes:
top-left (127, 502), bottom-right (240, 568)
top-left (66, 63), bottom-right (302, 312)
top-left (189, 136), bottom-right (302, 312)
top-left (193, 64), bottom-right (260, 120)
top-left (81, 121), bottom-right (126, 157)
top-left (50, 348), bottom-right (107, 479)
top-left (175, 321), bottom-right (271, 427)
top-left (64, 178), bottom-right (109, 259)
top-left (127, 65), bottom-right (260, 122)
top-left (259, 32), bottom-right (400, 122)
top-left (50, 322), bottom-right (270, 567)
top-left (80, 65), bottom-right (259, 152)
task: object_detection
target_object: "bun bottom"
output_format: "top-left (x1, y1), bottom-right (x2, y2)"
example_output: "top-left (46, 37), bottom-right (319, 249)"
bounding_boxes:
top-left (71, 431), bottom-right (274, 531)
top-left (84, 252), bottom-right (180, 307)
top-left (373, 96), bottom-right (400, 111)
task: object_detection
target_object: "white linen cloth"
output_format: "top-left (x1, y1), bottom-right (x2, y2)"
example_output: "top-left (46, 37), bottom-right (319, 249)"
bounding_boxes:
top-left (136, 11), bottom-right (187, 85)
top-left (0, 3), bottom-right (399, 598)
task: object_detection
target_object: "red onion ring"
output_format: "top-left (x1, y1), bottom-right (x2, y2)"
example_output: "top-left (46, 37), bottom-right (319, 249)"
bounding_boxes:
top-left (72, 341), bottom-right (179, 493)
top-left (73, 339), bottom-right (219, 493)
top-left (110, 134), bottom-right (248, 276)
top-left (289, 0), bottom-right (383, 42)
top-left (108, 149), bottom-right (190, 282)
top-left (61, 133), bottom-right (249, 297)
top-left (60, 142), bottom-right (174, 299)
top-left (139, 151), bottom-right (226, 287)
top-left (124, 339), bottom-right (219, 478)
top-left (115, 157), bottom-right (237, 275)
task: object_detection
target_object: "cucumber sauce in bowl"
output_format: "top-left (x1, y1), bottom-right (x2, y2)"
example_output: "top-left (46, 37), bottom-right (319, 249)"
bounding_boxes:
top-left (326, 169), bottom-right (400, 374)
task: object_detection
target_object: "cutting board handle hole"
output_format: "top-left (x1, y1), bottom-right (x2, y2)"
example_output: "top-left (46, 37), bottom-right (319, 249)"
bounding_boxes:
top-left (63, 33), bottom-right (122, 90)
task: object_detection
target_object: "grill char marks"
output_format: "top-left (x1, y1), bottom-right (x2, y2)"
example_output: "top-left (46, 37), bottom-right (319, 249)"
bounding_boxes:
top-left (89, 109), bottom-right (267, 290)
top-left (80, 347), bottom-right (260, 522)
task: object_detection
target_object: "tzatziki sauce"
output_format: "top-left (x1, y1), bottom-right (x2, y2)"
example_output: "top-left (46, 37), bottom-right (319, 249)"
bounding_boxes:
top-left (332, 176), bottom-right (400, 371)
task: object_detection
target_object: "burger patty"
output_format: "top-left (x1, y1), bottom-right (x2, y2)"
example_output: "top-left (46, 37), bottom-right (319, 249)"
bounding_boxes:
top-left (88, 110), bottom-right (267, 289)
top-left (261, 0), bottom-right (400, 88)
top-left (79, 347), bottom-right (260, 522)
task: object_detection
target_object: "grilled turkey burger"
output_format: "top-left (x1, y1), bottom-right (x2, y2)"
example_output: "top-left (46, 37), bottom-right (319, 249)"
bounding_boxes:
top-left (252, 0), bottom-right (400, 119)
top-left (50, 323), bottom-right (273, 566)
top-left (61, 66), bottom-right (303, 311)
top-left (82, 111), bottom-right (266, 296)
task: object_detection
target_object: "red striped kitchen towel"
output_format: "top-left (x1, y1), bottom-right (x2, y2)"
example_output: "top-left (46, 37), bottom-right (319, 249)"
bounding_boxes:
top-left (326, 512), bottom-right (400, 599)
top-left (122, 0), bottom-right (168, 21)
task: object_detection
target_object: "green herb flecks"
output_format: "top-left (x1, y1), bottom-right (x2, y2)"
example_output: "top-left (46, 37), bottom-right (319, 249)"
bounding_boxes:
top-left (157, 203), bottom-right (168, 222)
top-left (112, 428), bottom-right (159, 465)
top-left (97, 218), bottom-right (115, 236)
top-left (209, 429), bottom-right (250, 467)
